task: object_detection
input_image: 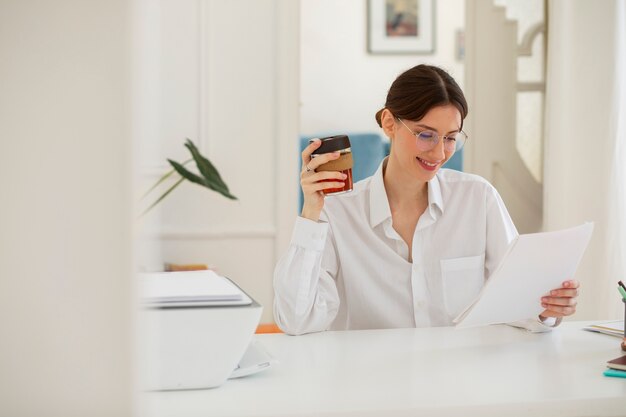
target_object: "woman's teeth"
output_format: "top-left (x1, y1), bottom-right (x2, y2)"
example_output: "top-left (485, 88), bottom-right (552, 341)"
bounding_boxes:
top-left (417, 157), bottom-right (437, 167)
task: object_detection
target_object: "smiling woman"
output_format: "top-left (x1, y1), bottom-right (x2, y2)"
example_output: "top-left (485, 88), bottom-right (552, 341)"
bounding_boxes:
top-left (384, 105), bottom-right (463, 179)
top-left (273, 64), bottom-right (579, 335)
top-left (374, 65), bottom-right (467, 185)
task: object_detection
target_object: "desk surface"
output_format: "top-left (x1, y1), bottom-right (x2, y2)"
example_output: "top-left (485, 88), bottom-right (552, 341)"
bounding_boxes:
top-left (143, 322), bottom-right (626, 417)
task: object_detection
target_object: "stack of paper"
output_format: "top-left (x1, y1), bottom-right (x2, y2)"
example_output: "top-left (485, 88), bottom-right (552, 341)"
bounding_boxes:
top-left (583, 320), bottom-right (625, 338)
top-left (141, 270), bottom-right (252, 307)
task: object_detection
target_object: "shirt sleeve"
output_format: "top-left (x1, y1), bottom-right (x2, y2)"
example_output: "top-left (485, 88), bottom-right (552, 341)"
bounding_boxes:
top-left (273, 216), bottom-right (340, 335)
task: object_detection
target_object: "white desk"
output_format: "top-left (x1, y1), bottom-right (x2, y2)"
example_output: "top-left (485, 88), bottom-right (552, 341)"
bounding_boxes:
top-left (143, 322), bottom-right (626, 417)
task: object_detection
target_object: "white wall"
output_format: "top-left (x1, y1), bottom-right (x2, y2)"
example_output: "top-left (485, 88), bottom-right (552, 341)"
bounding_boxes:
top-left (138, 0), bottom-right (299, 323)
top-left (300, 0), bottom-right (465, 136)
top-left (0, 1), bottom-right (133, 416)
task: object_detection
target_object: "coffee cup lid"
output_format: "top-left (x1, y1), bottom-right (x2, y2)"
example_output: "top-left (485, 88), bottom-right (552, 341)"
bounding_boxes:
top-left (311, 135), bottom-right (351, 154)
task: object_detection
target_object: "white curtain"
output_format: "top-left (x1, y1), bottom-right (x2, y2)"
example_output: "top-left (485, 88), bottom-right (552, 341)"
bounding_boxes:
top-left (544, 0), bottom-right (626, 320)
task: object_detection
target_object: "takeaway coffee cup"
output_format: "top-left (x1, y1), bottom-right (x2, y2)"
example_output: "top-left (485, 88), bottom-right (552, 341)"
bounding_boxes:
top-left (310, 135), bottom-right (353, 195)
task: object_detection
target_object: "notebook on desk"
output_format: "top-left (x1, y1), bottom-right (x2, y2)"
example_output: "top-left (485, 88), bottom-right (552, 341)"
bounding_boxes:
top-left (583, 320), bottom-right (624, 338)
top-left (141, 269), bottom-right (253, 307)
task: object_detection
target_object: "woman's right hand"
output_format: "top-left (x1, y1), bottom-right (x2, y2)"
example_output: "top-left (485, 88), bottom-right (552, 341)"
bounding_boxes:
top-left (300, 139), bottom-right (347, 221)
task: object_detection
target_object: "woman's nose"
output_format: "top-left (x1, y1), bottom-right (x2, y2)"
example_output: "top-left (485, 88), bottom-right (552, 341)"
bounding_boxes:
top-left (428, 137), bottom-right (446, 160)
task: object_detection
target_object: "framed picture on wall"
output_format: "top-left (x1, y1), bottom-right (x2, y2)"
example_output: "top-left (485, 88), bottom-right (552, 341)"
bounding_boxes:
top-left (367, 0), bottom-right (435, 54)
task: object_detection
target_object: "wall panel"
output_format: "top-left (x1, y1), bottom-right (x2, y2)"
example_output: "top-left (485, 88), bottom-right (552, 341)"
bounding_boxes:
top-left (138, 0), bottom-right (299, 323)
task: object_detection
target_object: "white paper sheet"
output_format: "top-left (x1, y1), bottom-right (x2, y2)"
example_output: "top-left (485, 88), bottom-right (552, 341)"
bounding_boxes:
top-left (454, 222), bottom-right (594, 328)
top-left (141, 270), bottom-right (252, 306)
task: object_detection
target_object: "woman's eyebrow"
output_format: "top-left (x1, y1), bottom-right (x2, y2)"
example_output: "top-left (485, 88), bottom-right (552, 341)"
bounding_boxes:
top-left (415, 123), bottom-right (460, 134)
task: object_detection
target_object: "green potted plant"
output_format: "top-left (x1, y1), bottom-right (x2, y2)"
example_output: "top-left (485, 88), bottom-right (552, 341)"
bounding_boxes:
top-left (142, 139), bottom-right (236, 215)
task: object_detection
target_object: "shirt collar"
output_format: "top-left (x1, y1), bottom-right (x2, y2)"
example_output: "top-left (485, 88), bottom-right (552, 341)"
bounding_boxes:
top-left (369, 159), bottom-right (391, 228)
top-left (428, 173), bottom-right (444, 216)
top-left (369, 158), bottom-right (445, 228)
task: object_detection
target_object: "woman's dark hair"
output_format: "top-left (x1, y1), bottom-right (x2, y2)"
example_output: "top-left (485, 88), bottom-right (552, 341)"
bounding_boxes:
top-left (375, 64), bottom-right (468, 129)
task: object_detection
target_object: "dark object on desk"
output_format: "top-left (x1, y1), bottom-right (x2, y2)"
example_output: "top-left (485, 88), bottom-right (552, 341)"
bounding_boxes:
top-left (607, 355), bottom-right (626, 371)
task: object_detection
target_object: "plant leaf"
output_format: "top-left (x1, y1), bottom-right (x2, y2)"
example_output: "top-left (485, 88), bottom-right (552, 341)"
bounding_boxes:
top-left (140, 177), bottom-right (185, 217)
top-left (168, 159), bottom-right (206, 186)
top-left (141, 158), bottom-right (193, 200)
top-left (169, 158), bottom-right (237, 200)
top-left (184, 139), bottom-right (232, 193)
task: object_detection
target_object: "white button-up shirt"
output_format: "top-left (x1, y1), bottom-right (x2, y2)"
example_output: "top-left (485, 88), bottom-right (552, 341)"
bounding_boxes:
top-left (274, 161), bottom-right (552, 335)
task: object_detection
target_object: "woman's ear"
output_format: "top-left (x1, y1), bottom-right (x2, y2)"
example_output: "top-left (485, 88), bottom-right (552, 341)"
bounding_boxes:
top-left (381, 109), bottom-right (396, 140)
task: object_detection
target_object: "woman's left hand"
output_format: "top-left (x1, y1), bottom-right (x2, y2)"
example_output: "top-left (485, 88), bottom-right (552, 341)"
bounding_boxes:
top-left (539, 279), bottom-right (580, 319)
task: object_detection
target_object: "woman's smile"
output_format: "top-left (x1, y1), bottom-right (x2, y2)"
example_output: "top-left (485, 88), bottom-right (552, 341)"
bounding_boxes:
top-left (416, 156), bottom-right (441, 171)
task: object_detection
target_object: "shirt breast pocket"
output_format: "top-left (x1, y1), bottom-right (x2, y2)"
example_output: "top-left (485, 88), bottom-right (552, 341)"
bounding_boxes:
top-left (440, 254), bottom-right (486, 319)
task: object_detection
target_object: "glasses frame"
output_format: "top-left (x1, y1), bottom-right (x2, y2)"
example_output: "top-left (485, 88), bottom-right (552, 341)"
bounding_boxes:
top-left (396, 117), bottom-right (468, 153)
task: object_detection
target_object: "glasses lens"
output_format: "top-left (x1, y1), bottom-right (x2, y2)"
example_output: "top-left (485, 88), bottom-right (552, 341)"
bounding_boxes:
top-left (442, 132), bottom-right (467, 152)
top-left (453, 131), bottom-right (468, 152)
top-left (414, 129), bottom-right (468, 152)
top-left (415, 130), bottom-right (438, 151)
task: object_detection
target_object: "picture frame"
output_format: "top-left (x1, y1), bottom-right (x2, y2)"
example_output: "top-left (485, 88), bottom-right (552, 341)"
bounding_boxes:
top-left (367, 0), bottom-right (435, 54)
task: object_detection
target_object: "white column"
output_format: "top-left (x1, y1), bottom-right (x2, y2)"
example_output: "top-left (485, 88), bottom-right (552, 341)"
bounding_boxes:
top-left (0, 1), bottom-right (133, 416)
top-left (544, 0), bottom-right (626, 319)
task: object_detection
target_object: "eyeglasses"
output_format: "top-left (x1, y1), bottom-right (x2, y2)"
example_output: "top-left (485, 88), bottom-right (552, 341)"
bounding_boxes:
top-left (396, 117), bottom-right (468, 153)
